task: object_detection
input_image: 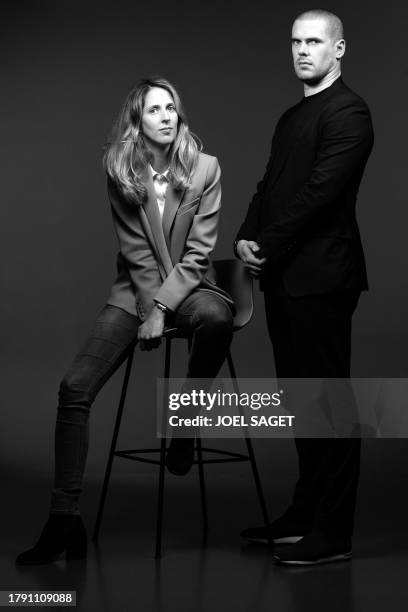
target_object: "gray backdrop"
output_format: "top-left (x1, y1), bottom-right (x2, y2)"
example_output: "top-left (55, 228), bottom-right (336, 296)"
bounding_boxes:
top-left (1, 0), bottom-right (407, 501)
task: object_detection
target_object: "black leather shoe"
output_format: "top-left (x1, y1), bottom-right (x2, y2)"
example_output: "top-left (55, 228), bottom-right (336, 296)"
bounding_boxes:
top-left (273, 531), bottom-right (352, 566)
top-left (241, 514), bottom-right (310, 545)
top-left (165, 438), bottom-right (195, 476)
top-left (16, 514), bottom-right (87, 566)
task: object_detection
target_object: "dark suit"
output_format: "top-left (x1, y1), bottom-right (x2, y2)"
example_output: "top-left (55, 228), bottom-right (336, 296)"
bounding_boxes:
top-left (236, 78), bottom-right (374, 535)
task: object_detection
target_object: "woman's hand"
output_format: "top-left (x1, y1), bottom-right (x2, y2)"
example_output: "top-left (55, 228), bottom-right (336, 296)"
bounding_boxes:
top-left (138, 306), bottom-right (165, 351)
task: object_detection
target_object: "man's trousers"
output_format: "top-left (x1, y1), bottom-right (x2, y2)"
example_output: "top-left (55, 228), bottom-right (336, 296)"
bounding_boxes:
top-left (264, 281), bottom-right (361, 536)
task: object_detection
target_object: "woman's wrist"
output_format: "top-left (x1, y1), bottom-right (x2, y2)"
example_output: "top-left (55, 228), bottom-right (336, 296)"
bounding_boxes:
top-left (155, 301), bottom-right (169, 314)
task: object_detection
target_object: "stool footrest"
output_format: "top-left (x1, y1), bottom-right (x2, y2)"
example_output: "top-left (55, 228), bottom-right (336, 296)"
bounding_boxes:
top-left (113, 446), bottom-right (250, 465)
top-left (195, 457), bottom-right (248, 464)
top-left (114, 450), bottom-right (162, 465)
top-left (200, 447), bottom-right (249, 460)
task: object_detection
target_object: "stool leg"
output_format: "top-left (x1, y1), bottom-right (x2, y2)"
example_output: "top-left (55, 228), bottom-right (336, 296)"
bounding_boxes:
top-left (186, 335), bottom-right (208, 539)
top-left (93, 347), bottom-right (135, 541)
top-left (226, 350), bottom-right (270, 526)
top-left (196, 437), bottom-right (208, 540)
top-left (155, 338), bottom-right (171, 558)
top-left (155, 438), bottom-right (167, 558)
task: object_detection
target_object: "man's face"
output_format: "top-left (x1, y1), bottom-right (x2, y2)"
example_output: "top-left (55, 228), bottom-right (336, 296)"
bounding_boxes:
top-left (291, 17), bottom-right (342, 83)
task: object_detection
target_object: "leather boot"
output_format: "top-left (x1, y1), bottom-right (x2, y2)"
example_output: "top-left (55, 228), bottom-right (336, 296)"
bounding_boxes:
top-left (166, 438), bottom-right (195, 475)
top-left (16, 514), bottom-right (87, 565)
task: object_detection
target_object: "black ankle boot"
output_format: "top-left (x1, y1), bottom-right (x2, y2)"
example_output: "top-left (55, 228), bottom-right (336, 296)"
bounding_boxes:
top-left (165, 438), bottom-right (195, 476)
top-left (16, 514), bottom-right (87, 566)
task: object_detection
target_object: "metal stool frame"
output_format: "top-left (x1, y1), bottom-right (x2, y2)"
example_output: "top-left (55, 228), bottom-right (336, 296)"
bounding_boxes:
top-left (92, 260), bottom-right (270, 557)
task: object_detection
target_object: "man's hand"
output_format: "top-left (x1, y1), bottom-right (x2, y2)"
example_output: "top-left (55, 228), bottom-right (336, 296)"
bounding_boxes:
top-left (236, 240), bottom-right (266, 278)
top-left (138, 306), bottom-right (165, 351)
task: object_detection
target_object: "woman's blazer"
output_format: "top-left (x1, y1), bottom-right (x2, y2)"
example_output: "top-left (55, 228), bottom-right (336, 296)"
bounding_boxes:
top-left (106, 152), bottom-right (233, 320)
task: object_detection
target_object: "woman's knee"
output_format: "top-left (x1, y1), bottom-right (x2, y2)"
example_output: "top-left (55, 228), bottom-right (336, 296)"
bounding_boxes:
top-left (194, 299), bottom-right (233, 334)
top-left (58, 375), bottom-right (94, 411)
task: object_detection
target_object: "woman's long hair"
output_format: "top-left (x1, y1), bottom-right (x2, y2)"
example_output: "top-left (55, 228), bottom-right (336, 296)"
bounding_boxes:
top-left (103, 77), bottom-right (202, 204)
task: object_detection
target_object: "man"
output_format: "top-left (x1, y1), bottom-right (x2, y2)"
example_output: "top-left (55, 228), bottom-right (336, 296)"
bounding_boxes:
top-left (235, 10), bottom-right (374, 565)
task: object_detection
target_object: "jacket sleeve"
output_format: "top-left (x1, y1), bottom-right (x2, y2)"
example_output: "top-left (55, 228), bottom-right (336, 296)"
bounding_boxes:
top-left (235, 156), bottom-right (271, 243)
top-left (235, 114), bottom-right (288, 245)
top-left (108, 177), bottom-right (162, 315)
top-left (256, 100), bottom-right (374, 260)
top-left (154, 156), bottom-right (221, 311)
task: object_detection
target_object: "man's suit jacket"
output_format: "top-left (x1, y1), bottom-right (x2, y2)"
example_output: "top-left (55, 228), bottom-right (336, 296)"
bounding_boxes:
top-left (107, 152), bottom-right (232, 320)
top-left (236, 78), bottom-right (374, 296)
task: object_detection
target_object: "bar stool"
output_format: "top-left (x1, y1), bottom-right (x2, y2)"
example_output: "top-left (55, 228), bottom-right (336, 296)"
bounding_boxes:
top-left (92, 259), bottom-right (270, 557)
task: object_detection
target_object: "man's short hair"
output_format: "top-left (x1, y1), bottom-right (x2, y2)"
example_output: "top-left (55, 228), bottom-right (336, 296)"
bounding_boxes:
top-left (294, 9), bottom-right (344, 41)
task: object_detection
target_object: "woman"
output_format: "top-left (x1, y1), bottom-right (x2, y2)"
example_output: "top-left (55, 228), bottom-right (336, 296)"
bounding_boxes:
top-left (16, 77), bottom-right (234, 565)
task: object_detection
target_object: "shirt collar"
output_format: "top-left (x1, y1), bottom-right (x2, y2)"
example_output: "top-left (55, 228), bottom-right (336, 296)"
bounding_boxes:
top-left (304, 72), bottom-right (341, 98)
top-left (149, 164), bottom-right (170, 181)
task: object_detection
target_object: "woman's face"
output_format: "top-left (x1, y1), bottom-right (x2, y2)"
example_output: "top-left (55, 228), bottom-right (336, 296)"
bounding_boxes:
top-left (141, 87), bottom-right (178, 149)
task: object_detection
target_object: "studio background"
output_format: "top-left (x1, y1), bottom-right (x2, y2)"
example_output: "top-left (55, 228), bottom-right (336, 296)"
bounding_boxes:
top-left (2, 0), bottom-right (407, 527)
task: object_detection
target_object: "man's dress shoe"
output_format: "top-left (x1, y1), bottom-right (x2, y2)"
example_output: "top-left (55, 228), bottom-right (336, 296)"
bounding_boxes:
top-left (273, 531), bottom-right (352, 566)
top-left (241, 515), bottom-right (310, 545)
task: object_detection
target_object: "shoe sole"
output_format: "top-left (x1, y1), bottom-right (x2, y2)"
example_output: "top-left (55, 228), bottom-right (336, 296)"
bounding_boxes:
top-left (274, 551), bottom-right (352, 566)
top-left (243, 535), bottom-right (304, 545)
top-left (165, 464), bottom-right (193, 476)
top-left (165, 455), bottom-right (194, 476)
top-left (16, 550), bottom-right (87, 566)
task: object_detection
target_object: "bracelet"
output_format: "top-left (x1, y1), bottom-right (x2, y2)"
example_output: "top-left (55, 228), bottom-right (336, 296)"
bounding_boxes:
top-left (155, 302), bottom-right (168, 314)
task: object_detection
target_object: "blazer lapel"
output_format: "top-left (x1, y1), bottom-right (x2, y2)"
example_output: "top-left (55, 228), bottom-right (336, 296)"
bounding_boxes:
top-left (140, 167), bottom-right (174, 274)
top-left (162, 180), bottom-right (186, 251)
